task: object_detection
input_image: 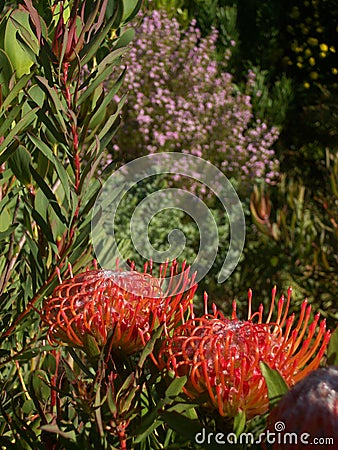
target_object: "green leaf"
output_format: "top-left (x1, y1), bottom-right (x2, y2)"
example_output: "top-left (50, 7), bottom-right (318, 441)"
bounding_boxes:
top-left (260, 361), bottom-right (288, 407)
top-left (75, 13), bottom-right (117, 71)
top-left (29, 369), bottom-right (50, 402)
top-left (233, 410), bottom-right (246, 437)
top-left (39, 424), bottom-right (77, 441)
top-left (31, 207), bottom-right (55, 243)
top-left (0, 224), bottom-right (16, 240)
top-left (67, 347), bottom-right (96, 379)
top-left (0, 49), bottom-right (13, 97)
top-left (8, 145), bottom-right (32, 185)
top-left (0, 72), bottom-right (32, 112)
top-left (86, 67), bottom-right (126, 131)
top-left (0, 103), bottom-right (23, 138)
top-left (27, 133), bottom-right (71, 206)
top-left (327, 327), bottom-right (338, 366)
top-left (137, 325), bottom-right (164, 369)
top-left (0, 107), bottom-right (38, 157)
top-left (35, 76), bottom-right (68, 133)
top-left (4, 9), bottom-right (36, 78)
top-left (77, 47), bottom-right (127, 106)
top-left (35, 109), bottom-right (68, 146)
top-left (133, 418), bottom-right (164, 444)
top-left (121, 0), bottom-right (142, 22)
top-left (165, 375), bottom-right (187, 399)
top-left (29, 164), bottom-right (67, 224)
top-left (160, 410), bottom-right (201, 442)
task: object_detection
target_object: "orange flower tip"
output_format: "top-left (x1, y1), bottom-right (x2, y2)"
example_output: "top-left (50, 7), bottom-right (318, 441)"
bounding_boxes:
top-left (272, 285), bottom-right (277, 295)
top-left (203, 292), bottom-right (209, 314)
top-left (68, 263), bottom-right (73, 278)
top-left (277, 296), bottom-right (284, 308)
top-left (56, 267), bottom-right (62, 284)
top-left (231, 300), bottom-right (237, 319)
top-left (248, 288), bottom-right (253, 300)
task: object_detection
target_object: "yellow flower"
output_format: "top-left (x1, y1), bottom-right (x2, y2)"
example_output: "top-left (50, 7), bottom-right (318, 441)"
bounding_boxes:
top-left (310, 71), bottom-right (319, 80)
top-left (304, 82), bottom-right (311, 89)
top-left (332, 68), bottom-right (338, 75)
top-left (308, 37), bottom-right (318, 46)
top-left (305, 48), bottom-right (312, 57)
top-left (320, 43), bottom-right (328, 52)
top-left (330, 46), bottom-right (336, 53)
top-left (309, 57), bottom-right (316, 66)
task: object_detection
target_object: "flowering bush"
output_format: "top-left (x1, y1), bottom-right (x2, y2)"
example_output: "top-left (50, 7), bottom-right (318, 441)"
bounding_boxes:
top-left (111, 10), bottom-right (280, 187)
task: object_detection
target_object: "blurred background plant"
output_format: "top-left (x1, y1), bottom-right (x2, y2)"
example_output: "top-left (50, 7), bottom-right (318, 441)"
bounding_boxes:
top-left (105, 2), bottom-right (337, 328)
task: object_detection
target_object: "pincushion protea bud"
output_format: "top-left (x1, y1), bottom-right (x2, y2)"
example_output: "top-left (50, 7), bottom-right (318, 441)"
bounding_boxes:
top-left (157, 287), bottom-right (331, 419)
top-left (43, 261), bottom-right (197, 356)
top-left (267, 366), bottom-right (338, 449)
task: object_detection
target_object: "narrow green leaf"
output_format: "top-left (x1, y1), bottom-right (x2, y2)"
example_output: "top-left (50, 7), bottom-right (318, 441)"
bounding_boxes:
top-left (35, 76), bottom-right (68, 132)
top-left (85, 93), bottom-right (126, 156)
top-left (27, 133), bottom-right (71, 205)
top-left (137, 325), bottom-right (164, 369)
top-left (233, 410), bottom-right (246, 437)
top-left (35, 109), bottom-right (68, 146)
top-left (77, 47), bottom-right (127, 106)
top-left (67, 347), bottom-right (96, 379)
top-left (0, 103), bottom-right (23, 138)
top-left (86, 67), bottom-right (126, 129)
top-left (165, 375), bottom-right (187, 399)
top-left (29, 164), bottom-right (67, 224)
top-left (0, 72), bottom-right (32, 112)
top-left (0, 140), bottom-right (19, 166)
top-left (8, 145), bottom-right (32, 185)
top-left (39, 424), bottom-right (77, 441)
top-left (94, 381), bottom-right (104, 437)
top-left (160, 410), bottom-right (201, 442)
top-left (0, 225), bottom-right (16, 241)
top-left (0, 107), bottom-right (38, 156)
top-left (0, 49), bottom-right (14, 97)
top-left (107, 384), bottom-right (117, 416)
top-left (133, 418), bottom-right (163, 444)
top-left (75, 14), bottom-right (117, 70)
top-left (260, 361), bottom-right (288, 406)
top-left (31, 207), bottom-right (55, 243)
top-left (113, 27), bottom-right (135, 50)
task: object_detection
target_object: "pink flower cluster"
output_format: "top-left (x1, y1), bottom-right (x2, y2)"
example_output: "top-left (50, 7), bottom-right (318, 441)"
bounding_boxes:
top-left (112, 10), bottom-right (280, 187)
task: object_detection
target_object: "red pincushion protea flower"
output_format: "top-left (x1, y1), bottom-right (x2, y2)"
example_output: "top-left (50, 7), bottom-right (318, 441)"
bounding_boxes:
top-left (267, 366), bottom-right (338, 449)
top-left (43, 261), bottom-right (197, 356)
top-left (157, 287), bottom-right (331, 419)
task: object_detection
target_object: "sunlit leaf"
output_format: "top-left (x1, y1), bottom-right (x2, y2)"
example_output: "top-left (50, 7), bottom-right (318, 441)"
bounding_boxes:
top-left (8, 145), bottom-right (32, 186)
top-left (260, 361), bottom-right (288, 407)
top-left (0, 107), bottom-right (38, 157)
top-left (29, 164), bottom-right (67, 224)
